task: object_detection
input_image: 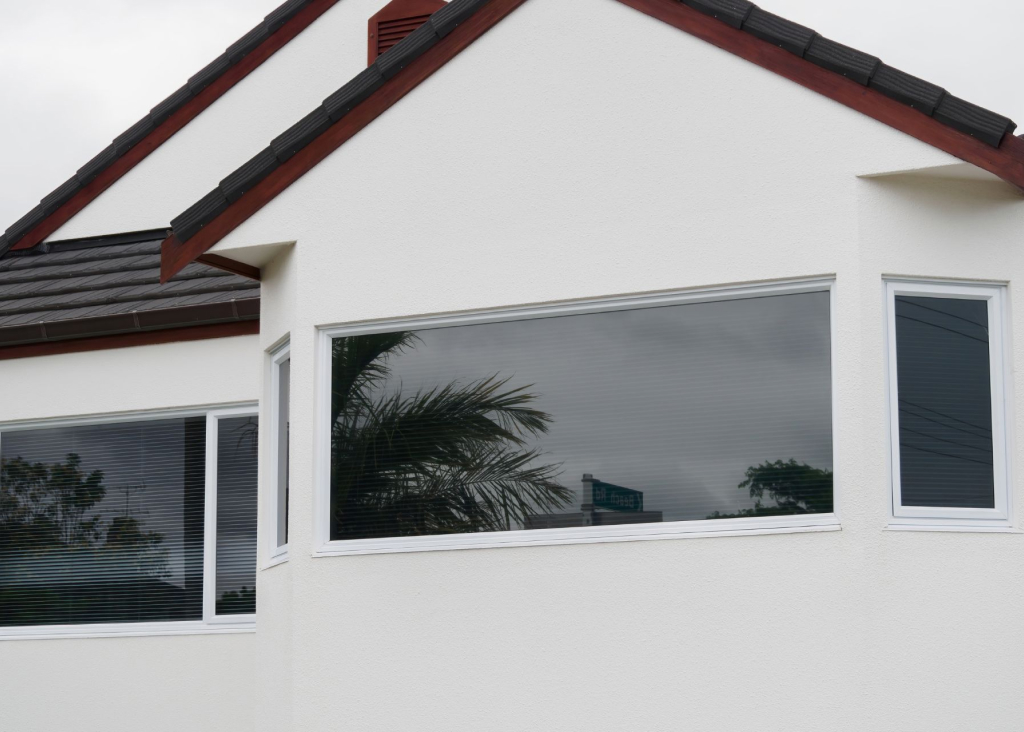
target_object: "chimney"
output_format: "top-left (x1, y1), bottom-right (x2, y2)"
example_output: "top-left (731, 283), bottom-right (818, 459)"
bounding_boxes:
top-left (368, 0), bottom-right (448, 65)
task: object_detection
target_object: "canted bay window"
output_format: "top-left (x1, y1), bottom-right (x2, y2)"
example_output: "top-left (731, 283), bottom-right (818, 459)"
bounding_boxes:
top-left (317, 282), bottom-right (836, 554)
top-left (886, 280), bottom-right (1010, 528)
top-left (0, 406), bottom-right (258, 637)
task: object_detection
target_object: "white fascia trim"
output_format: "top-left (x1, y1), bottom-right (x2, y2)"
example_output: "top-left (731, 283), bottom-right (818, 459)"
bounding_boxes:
top-left (313, 277), bottom-right (839, 557)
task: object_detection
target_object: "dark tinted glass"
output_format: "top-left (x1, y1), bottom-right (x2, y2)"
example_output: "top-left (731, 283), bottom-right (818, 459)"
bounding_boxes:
top-left (0, 417), bottom-right (206, 626)
top-left (895, 295), bottom-right (994, 508)
top-left (276, 359), bottom-right (290, 548)
top-left (329, 291), bottom-right (833, 541)
top-left (215, 416), bottom-right (258, 615)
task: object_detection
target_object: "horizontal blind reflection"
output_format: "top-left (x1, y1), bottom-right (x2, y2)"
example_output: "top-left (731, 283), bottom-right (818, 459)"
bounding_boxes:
top-left (0, 417), bottom-right (205, 626)
top-left (330, 292), bottom-right (833, 541)
top-left (895, 295), bottom-right (995, 508)
top-left (215, 417), bottom-right (258, 615)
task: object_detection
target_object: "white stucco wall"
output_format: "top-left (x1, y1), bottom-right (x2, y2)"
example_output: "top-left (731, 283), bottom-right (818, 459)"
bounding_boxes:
top-left (213, 0), bottom-right (1024, 730)
top-left (0, 335), bottom-right (262, 732)
top-left (46, 0), bottom-right (404, 242)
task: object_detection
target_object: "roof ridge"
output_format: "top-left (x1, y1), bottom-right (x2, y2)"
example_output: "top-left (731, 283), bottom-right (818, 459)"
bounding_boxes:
top-left (1, 0), bottom-right (343, 258)
top-left (160, 0), bottom-right (1021, 279)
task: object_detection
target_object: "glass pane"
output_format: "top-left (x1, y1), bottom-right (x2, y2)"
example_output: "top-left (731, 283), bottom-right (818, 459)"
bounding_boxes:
top-left (215, 416), bottom-right (258, 615)
top-left (0, 417), bottom-right (206, 627)
top-left (276, 359), bottom-right (290, 548)
top-left (329, 291), bottom-right (833, 541)
top-left (895, 295), bottom-right (994, 508)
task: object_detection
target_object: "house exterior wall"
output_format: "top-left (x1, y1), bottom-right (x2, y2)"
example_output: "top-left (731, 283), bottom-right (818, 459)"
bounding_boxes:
top-left (0, 334), bottom-right (261, 732)
top-left (212, 1), bottom-right (1024, 730)
top-left (46, 0), bottom-right (400, 242)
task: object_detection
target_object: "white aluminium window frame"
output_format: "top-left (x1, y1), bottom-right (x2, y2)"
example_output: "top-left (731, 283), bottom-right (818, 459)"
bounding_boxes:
top-left (0, 403), bottom-right (258, 641)
top-left (884, 279), bottom-right (1012, 530)
top-left (265, 341), bottom-right (290, 567)
top-left (313, 277), bottom-right (840, 557)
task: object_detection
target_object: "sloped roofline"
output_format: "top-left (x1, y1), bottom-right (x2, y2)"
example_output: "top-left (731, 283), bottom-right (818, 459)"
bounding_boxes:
top-left (151, 0), bottom-right (1024, 282)
top-left (0, 0), bottom-right (346, 259)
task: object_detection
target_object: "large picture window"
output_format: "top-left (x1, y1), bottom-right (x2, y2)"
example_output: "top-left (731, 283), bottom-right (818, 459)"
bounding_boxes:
top-left (885, 280), bottom-right (1009, 528)
top-left (0, 406), bottom-right (258, 636)
top-left (319, 282), bottom-right (835, 553)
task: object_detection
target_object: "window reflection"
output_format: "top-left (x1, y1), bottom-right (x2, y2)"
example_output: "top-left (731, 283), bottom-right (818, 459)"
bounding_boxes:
top-left (329, 292), bottom-right (833, 541)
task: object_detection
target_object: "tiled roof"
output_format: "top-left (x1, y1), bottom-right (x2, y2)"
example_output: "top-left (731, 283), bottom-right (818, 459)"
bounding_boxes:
top-left (163, 0), bottom-right (1019, 249)
top-left (0, 0), bottom-right (341, 256)
top-left (0, 231), bottom-right (259, 348)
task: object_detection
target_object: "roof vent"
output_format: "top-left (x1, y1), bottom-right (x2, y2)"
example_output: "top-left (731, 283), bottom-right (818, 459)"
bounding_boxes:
top-left (368, 0), bottom-right (447, 64)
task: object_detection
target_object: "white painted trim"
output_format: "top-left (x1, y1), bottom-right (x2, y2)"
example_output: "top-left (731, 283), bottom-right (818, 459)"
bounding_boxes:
top-left (883, 279), bottom-right (1012, 530)
top-left (205, 405), bottom-right (259, 626)
top-left (314, 278), bottom-right (838, 556)
top-left (0, 403), bottom-right (258, 640)
top-left (263, 342), bottom-right (291, 568)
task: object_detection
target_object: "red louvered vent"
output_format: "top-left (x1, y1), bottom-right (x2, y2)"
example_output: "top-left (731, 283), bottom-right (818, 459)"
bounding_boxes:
top-left (368, 0), bottom-right (447, 64)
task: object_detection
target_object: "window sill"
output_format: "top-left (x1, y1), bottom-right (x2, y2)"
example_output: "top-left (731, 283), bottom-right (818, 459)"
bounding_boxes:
top-left (0, 620), bottom-right (256, 642)
top-left (263, 550), bottom-right (290, 569)
top-left (313, 514), bottom-right (841, 557)
top-left (885, 523), bottom-right (1020, 534)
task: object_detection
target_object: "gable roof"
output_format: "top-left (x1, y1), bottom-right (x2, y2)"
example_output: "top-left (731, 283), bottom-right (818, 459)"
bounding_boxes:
top-left (0, 0), bottom-right (345, 259)
top-left (157, 0), bottom-right (1024, 281)
top-left (0, 231), bottom-right (259, 360)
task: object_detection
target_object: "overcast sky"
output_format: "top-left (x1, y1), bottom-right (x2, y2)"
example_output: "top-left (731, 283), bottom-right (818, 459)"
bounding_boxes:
top-left (1, 0), bottom-right (1022, 231)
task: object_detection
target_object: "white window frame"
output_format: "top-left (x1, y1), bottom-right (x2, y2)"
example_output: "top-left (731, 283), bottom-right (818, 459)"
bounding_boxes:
top-left (0, 403), bottom-right (258, 640)
top-left (313, 277), bottom-right (840, 556)
top-left (884, 279), bottom-right (1012, 531)
top-left (264, 341), bottom-right (291, 567)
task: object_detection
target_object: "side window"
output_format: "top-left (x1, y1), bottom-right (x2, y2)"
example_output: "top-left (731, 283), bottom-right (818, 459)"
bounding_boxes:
top-left (0, 407), bottom-right (258, 636)
top-left (885, 281), bottom-right (1009, 528)
top-left (267, 343), bottom-right (290, 563)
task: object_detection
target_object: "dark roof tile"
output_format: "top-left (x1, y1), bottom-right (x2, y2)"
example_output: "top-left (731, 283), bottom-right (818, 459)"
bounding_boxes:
top-left (171, 189), bottom-right (230, 243)
top-left (933, 95), bottom-right (1017, 147)
top-left (431, 0), bottom-right (490, 38)
top-left (5, 206), bottom-right (47, 245)
top-left (39, 177), bottom-right (80, 216)
top-left (324, 65), bottom-right (385, 122)
top-left (265, 0), bottom-right (309, 34)
top-left (113, 116), bottom-right (156, 155)
top-left (869, 65), bottom-right (945, 116)
top-left (377, 20), bottom-right (440, 80)
top-left (221, 148), bottom-right (281, 203)
top-left (271, 107), bottom-right (332, 162)
top-left (226, 23), bottom-right (272, 64)
top-left (150, 84), bottom-right (194, 126)
top-left (682, 0), bottom-right (754, 29)
top-left (742, 8), bottom-right (816, 56)
top-left (805, 36), bottom-right (880, 85)
top-left (188, 53), bottom-right (233, 95)
top-left (76, 145), bottom-right (118, 186)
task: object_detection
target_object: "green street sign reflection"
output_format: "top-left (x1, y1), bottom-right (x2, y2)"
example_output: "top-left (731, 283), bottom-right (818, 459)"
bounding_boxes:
top-left (592, 480), bottom-right (643, 512)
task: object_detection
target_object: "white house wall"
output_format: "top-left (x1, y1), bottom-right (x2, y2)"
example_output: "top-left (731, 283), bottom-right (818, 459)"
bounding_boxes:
top-left (46, 0), bottom-right (403, 242)
top-left (208, 1), bottom-right (1024, 730)
top-left (0, 334), bottom-right (261, 732)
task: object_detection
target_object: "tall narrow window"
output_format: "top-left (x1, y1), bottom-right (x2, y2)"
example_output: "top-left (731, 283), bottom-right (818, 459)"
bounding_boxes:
top-left (320, 283), bottom-right (835, 553)
top-left (0, 406), bottom-right (258, 635)
top-left (268, 344), bottom-right (290, 563)
top-left (886, 280), bottom-right (1009, 527)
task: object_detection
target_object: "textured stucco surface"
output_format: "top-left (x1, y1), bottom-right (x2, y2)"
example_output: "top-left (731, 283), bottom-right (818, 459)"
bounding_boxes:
top-left (217, 1), bottom-right (1024, 730)
top-left (5, 0), bottom-right (1024, 730)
